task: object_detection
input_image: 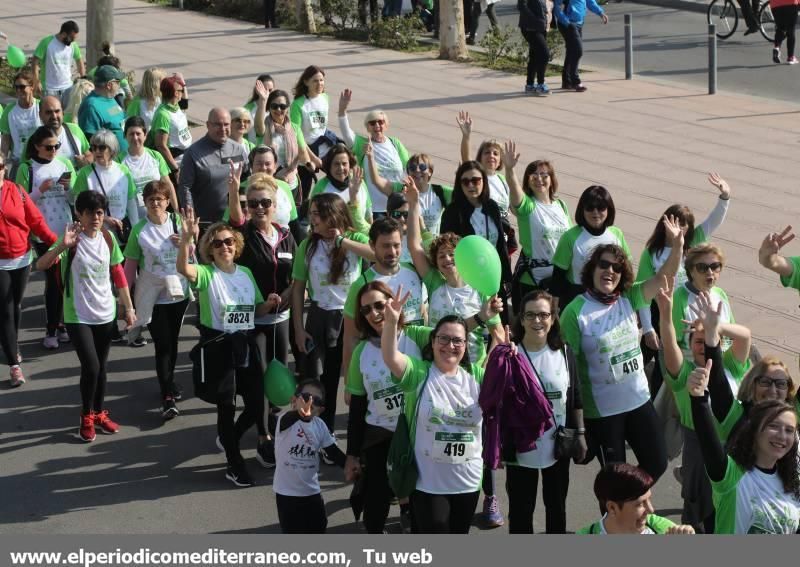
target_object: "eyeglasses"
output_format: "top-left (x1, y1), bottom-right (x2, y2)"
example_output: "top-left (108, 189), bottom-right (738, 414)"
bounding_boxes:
top-left (522, 311), bottom-right (552, 321)
top-left (755, 376), bottom-right (789, 391)
top-left (211, 237), bottom-right (236, 248)
top-left (694, 262), bottom-right (722, 273)
top-left (234, 118), bottom-right (251, 125)
top-left (146, 197), bottom-right (166, 204)
top-left (389, 210), bottom-right (408, 220)
top-left (460, 176), bottom-right (482, 186)
top-left (269, 103), bottom-right (288, 111)
top-left (584, 203), bottom-right (608, 213)
top-left (407, 163), bottom-right (428, 173)
top-left (598, 259), bottom-right (624, 274)
top-left (40, 142), bottom-right (62, 152)
top-left (529, 172), bottom-right (550, 179)
top-left (359, 300), bottom-right (387, 316)
top-left (247, 198), bottom-right (272, 209)
top-left (13, 84), bottom-right (30, 91)
top-left (296, 391), bottom-right (324, 407)
top-left (90, 144), bottom-right (109, 152)
top-left (368, 119), bottom-right (385, 127)
top-left (435, 334), bottom-right (466, 348)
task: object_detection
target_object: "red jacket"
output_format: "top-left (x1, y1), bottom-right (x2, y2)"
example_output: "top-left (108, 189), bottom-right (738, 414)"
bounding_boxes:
top-left (770, 0), bottom-right (799, 8)
top-left (0, 179), bottom-right (57, 259)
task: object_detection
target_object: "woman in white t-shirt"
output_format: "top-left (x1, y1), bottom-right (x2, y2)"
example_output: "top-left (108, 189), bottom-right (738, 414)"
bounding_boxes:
top-left (119, 116), bottom-right (176, 218)
top-left (125, 67), bottom-right (165, 130)
top-left (0, 69), bottom-right (42, 176)
top-left (506, 289), bottom-right (586, 534)
top-left (36, 191), bottom-right (136, 443)
top-left (148, 75), bottom-right (190, 177)
top-left (291, 65), bottom-right (333, 199)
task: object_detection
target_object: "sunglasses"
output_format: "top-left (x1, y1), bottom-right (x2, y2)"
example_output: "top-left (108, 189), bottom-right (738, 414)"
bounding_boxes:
top-left (359, 300), bottom-right (387, 316)
top-left (40, 142), bottom-right (62, 152)
top-left (598, 259), bottom-right (624, 274)
top-left (694, 262), bottom-right (722, 273)
top-left (296, 391), bottom-right (324, 407)
top-left (435, 334), bottom-right (466, 347)
top-left (368, 119), bottom-right (385, 127)
top-left (389, 210), bottom-right (408, 220)
top-left (270, 103), bottom-right (288, 111)
top-left (247, 198), bottom-right (272, 209)
top-left (461, 176), bottom-right (482, 186)
top-left (522, 311), bottom-right (551, 321)
top-left (211, 237), bottom-right (236, 248)
top-left (90, 144), bottom-right (109, 152)
top-left (407, 163), bottom-right (429, 173)
top-left (755, 376), bottom-right (789, 391)
top-left (13, 84), bottom-right (30, 91)
top-left (584, 203), bottom-right (608, 213)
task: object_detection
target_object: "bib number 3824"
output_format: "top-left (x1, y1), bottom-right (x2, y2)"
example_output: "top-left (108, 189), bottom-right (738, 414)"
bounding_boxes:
top-left (433, 432), bottom-right (477, 464)
top-left (224, 304), bottom-right (254, 332)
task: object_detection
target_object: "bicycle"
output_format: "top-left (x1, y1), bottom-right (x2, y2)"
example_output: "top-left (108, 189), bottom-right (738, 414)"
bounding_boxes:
top-left (706, 0), bottom-right (775, 41)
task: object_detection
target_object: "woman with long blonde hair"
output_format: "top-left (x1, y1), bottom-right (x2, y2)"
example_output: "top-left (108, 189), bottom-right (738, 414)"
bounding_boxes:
top-left (126, 67), bottom-right (166, 130)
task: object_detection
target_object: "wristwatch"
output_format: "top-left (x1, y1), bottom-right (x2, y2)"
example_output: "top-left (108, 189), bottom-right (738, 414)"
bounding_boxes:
top-left (473, 313), bottom-right (486, 328)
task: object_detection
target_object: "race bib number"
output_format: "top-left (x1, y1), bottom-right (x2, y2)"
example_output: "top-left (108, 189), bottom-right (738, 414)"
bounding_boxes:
top-left (224, 304), bottom-right (254, 331)
top-left (432, 431), bottom-right (479, 464)
top-left (309, 111), bottom-right (325, 129)
top-left (372, 384), bottom-right (404, 419)
top-left (609, 346), bottom-right (644, 384)
top-left (178, 128), bottom-right (191, 144)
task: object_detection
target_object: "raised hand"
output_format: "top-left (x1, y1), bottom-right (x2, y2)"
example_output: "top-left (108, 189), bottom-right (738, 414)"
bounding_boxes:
top-left (338, 89), bottom-right (353, 115)
top-left (255, 79), bottom-right (269, 100)
top-left (349, 165), bottom-right (363, 203)
top-left (759, 225), bottom-right (794, 267)
top-left (296, 394), bottom-right (313, 418)
top-left (228, 160), bottom-right (243, 192)
top-left (688, 290), bottom-right (722, 336)
top-left (404, 176), bottom-right (419, 204)
top-left (62, 222), bottom-right (81, 248)
top-left (707, 172), bottom-right (730, 199)
top-left (654, 274), bottom-right (673, 313)
top-left (687, 359), bottom-right (711, 397)
top-left (456, 110), bottom-right (472, 137)
top-left (662, 214), bottom-right (684, 248)
top-left (503, 140), bottom-right (520, 170)
top-left (180, 206), bottom-right (199, 241)
top-left (385, 285), bottom-right (410, 327)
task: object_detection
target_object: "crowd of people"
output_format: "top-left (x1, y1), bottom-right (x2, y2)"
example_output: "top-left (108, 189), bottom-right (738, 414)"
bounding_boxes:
top-left (2, 17), bottom-right (800, 536)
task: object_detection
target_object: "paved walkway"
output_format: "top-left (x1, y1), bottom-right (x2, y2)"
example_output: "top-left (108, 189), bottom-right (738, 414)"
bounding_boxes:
top-left (2, 0), bottom-right (799, 534)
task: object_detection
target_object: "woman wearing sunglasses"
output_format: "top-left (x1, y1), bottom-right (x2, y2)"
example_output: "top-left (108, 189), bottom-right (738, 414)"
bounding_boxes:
top-left (345, 281), bottom-right (431, 533)
top-left (308, 144), bottom-right (372, 230)
top-left (227, 169), bottom-right (297, 468)
top-left (560, 219), bottom-right (683, 482)
top-left (0, 152), bottom-right (57, 387)
top-left (338, 89), bottom-right (409, 219)
top-left (503, 141), bottom-right (571, 312)
top-left (0, 70), bottom-right (42, 178)
top-left (16, 126), bottom-right (75, 351)
top-left (551, 185), bottom-right (630, 311)
top-left (177, 208), bottom-right (280, 488)
top-left (689, 367), bottom-right (800, 533)
top-left (147, 76), bottom-right (190, 179)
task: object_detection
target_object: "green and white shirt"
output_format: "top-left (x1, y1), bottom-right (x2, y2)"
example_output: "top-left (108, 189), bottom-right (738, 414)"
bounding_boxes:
top-left (16, 156), bottom-right (76, 237)
top-left (712, 458), bottom-right (800, 534)
top-left (417, 185), bottom-right (452, 236)
top-left (118, 148), bottom-right (171, 218)
top-left (423, 270), bottom-right (499, 364)
top-left (398, 356), bottom-right (485, 495)
top-left (552, 225), bottom-right (630, 285)
top-left (192, 264), bottom-right (264, 333)
top-left (344, 263), bottom-right (424, 323)
top-left (514, 195), bottom-right (571, 285)
top-left (577, 514), bottom-right (676, 535)
top-left (346, 327), bottom-right (429, 431)
top-left (308, 178), bottom-right (372, 223)
top-left (289, 93), bottom-right (329, 149)
top-left (148, 103), bottom-right (192, 151)
top-left (56, 123), bottom-right (90, 167)
top-left (560, 283), bottom-right (649, 419)
top-left (292, 233), bottom-right (369, 311)
top-left (352, 135), bottom-right (408, 213)
top-left (125, 96), bottom-right (161, 131)
top-left (0, 100), bottom-right (42, 161)
top-left (470, 206), bottom-right (500, 246)
top-left (55, 232), bottom-right (125, 325)
top-left (486, 173), bottom-right (510, 217)
top-left (72, 162), bottom-right (139, 222)
top-left (34, 35), bottom-right (82, 91)
top-left (671, 284), bottom-right (734, 358)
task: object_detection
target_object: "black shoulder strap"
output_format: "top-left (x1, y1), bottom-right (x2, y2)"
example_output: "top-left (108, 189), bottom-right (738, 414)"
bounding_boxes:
top-left (63, 124), bottom-right (80, 158)
top-left (171, 212), bottom-right (179, 234)
top-left (431, 184), bottom-right (447, 209)
top-left (562, 345), bottom-right (576, 412)
top-left (90, 164), bottom-right (111, 216)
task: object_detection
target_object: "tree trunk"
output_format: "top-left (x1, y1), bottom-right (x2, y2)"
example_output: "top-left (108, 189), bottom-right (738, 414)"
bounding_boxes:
top-left (439, 0), bottom-right (468, 60)
top-left (296, 0), bottom-right (317, 32)
top-left (86, 0), bottom-right (115, 67)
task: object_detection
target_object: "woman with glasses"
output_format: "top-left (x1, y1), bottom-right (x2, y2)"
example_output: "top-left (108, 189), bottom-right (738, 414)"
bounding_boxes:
top-left (560, 219), bottom-right (683, 481)
top-left (177, 208), bottom-right (279, 487)
top-left (72, 129), bottom-right (139, 245)
top-left (338, 89), bottom-right (409, 219)
top-left (0, 70), bottom-right (42, 178)
top-left (229, 107), bottom-right (256, 153)
top-left (308, 144), bottom-right (372, 229)
top-left (506, 289), bottom-right (586, 534)
top-left (440, 161), bottom-right (511, 323)
top-left (125, 67), bottom-right (166, 131)
top-left (147, 75), bottom-right (190, 180)
top-left (551, 185), bottom-right (630, 311)
top-left (16, 126), bottom-right (75, 351)
top-left (0, 152), bottom-right (57, 387)
top-left (345, 281), bottom-right (430, 534)
top-left (503, 141), bottom-right (571, 311)
top-left (226, 167), bottom-right (297, 468)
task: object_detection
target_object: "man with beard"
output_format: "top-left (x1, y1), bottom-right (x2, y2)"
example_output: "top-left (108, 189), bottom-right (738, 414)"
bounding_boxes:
top-left (32, 21), bottom-right (86, 106)
top-left (39, 96), bottom-right (91, 169)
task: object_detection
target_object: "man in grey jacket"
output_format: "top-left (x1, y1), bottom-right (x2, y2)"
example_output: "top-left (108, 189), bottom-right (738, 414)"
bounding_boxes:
top-left (178, 107), bottom-right (248, 227)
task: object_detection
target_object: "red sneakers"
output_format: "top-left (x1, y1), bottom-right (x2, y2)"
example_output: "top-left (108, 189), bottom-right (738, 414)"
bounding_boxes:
top-left (94, 410), bottom-right (119, 434)
top-left (79, 412), bottom-right (96, 442)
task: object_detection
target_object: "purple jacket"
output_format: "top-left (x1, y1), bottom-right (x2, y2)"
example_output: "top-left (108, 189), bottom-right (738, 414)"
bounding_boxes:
top-left (479, 344), bottom-right (554, 469)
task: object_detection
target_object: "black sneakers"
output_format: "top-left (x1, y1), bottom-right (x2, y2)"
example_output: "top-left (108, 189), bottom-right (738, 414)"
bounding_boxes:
top-left (162, 396), bottom-right (179, 421)
top-left (256, 439), bottom-right (276, 469)
top-left (225, 461), bottom-right (254, 487)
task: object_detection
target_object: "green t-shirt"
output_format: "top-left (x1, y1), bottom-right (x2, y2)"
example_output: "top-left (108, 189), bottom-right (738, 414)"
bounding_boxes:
top-left (343, 263), bottom-right (425, 323)
top-left (576, 514), bottom-right (676, 534)
top-left (308, 177), bottom-right (373, 231)
top-left (671, 284), bottom-right (734, 356)
top-left (192, 263), bottom-right (264, 332)
top-left (779, 256), bottom-right (800, 292)
top-left (72, 162), bottom-right (138, 221)
top-left (33, 35), bottom-right (82, 91)
top-left (514, 195), bottom-right (571, 285)
top-left (146, 102), bottom-right (191, 150)
top-left (552, 225), bottom-right (630, 285)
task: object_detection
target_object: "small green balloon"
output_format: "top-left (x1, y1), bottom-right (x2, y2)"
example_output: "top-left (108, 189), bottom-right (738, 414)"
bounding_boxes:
top-left (6, 45), bottom-right (26, 69)
top-left (454, 235), bottom-right (501, 296)
top-left (263, 358), bottom-right (296, 406)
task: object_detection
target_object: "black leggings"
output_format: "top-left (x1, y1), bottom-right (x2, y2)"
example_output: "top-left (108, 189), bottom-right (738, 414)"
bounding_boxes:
top-left (216, 372), bottom-right (263, 465)
top-left (35, 242), bottom-right (63, 335)
top-left (276, 492), bottom-right (327, 533)
top-left (558, 23), bottom-right (583, 86)
top-left (522, 29), bottom-right (550, 85)
top-left (0, 264), bottom-right (30, 365)
top-left (305, 329), bottom-right (343, 433)
top-left (148, 299), bottom-right (189, 398)
top-left (66, 321), bottom-right (115, 414)
top-left (774, 5), bottom-right (798, 57)
top-left (585, 400), bottom-right (667, 481)
top-left (468, 1), bottom-right (498, 37)
top-left (505, 459), bottom-right (570, 534)
top-left (411, 490), bottom-right (480, 533)
top-left (362, 437), bottom-right (395, 534)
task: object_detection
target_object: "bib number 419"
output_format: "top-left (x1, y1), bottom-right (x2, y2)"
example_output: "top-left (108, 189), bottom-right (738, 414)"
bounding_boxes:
top-left (443, 442), bottom-right (466, 457)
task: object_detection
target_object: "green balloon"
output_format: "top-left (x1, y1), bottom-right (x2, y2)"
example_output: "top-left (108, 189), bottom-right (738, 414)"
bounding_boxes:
top-left (6, 45), bottom-right (26, 69)
top-left (263, 358), bottom-right (296, 406)
top-left (454, 235), bottom-right (501, 296)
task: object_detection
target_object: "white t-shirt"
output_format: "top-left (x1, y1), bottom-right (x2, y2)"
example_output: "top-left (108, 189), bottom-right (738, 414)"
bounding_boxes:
top-left (515, 346), bottom-right (569, 469)
top-left (363, 138), bottom-right (404, 213)
top-left (427, 281), bottom-right (484, 361)
top-left (418, 186), bottom-right (445, 236)
top-left (82, 163), bottom-right (135, 220)
top-left (68, 232), bottom-right (117, 324)
top-left (166, 108), bottom-right (191, 150)
top-left (196, 265), bottom-right (259, 333)
top-left (121, 150), bottom-right (162, 216)
top-left (298, 95), bottom-right (328, 146)
top-left (356, 264), bottom-right (424, 322)
top-left (470, 206), bottom-right (499, 245)
top-left (307, 240), bottom-right (362, 311)
top-left (4, 102), bottom-right (41, 161)
top-left (137, 98), bottom-right (160, 131)
top-left (128, 215), bottom-right (189, 304)
top-left (0, 250), bottom-right (33, 271)
top-left (56, 126), bottom-right (82, 165)
top-left (28, 159), bottom-right (73, 237)
top-left (272, 413), bottom-right (335, 497)
top-left (487, 174), bottom-right (510, 216)
top-left (733, 468), bottom-right (800, 534)
top-left (415, 365), bottom-right (483, 494)
top-left (44, 37), bottom-right (75, 91)
top-left (525, 200), bottom-right (571, 282)
top-left (570, 229), bottom-right (620, 285)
